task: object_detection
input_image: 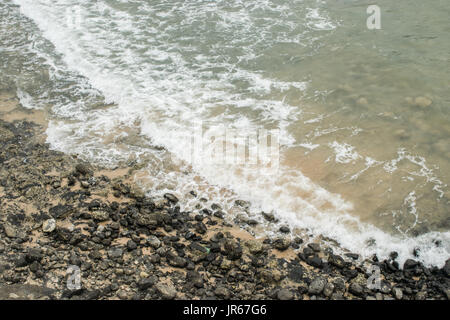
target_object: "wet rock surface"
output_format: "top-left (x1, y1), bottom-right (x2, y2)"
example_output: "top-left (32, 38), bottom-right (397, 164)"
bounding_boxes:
top-left (0, 119), bottom-right (449, 300)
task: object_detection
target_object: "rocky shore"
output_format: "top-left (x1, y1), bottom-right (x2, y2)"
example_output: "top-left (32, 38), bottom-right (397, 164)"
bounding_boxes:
top-left (0, 95), bottom-right (449, 300)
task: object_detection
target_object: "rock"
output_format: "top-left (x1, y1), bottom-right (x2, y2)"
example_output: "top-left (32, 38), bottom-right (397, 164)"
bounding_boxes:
top-left (349, 283), bottom-right (364, 297)
top-left (234, 200), bottom-right (250, 208)
top-left (117, 290), bottom-right (130, 300)
top-left (26, 248), bottom-right (43, 263)
top-left (262, 211), bottom-right (275, 221)
top-left (3, 224), bottom-right (17, 238)
top-left (164, 193), bottom-right (178, 204)
top-left (214, 286), bottom-right (230, 299)
top-left (138, 276), bottom-right (157, 290)
top-left (323, 283), bottom-right (335, 297)
top-left (277, 288), bottom-right (293, 300)
top-left (223, 240), bottom-right (242, 260)
top-left (345, 253), bottom-right (359, 260)
top-left (195, 222), bottom-right (207, 234)
top-left (245, 240), bottom-right (263, 255)
top-left (308, 243), bottom-right (321, 252)
top-left (413, 96), bottom-right (432, 108)
top-left (49, 204), bottom-right (73, 219)
top-left (333, 278), bottom-right (346, 292)
top-left (392, 287), bottom-right (403, 300)
top-left (403, 259), bottom-right (418, 270)
top-left (186, 271), bottom-right (203, 289)
top-left (306, 256), bottom-right (323, 268)
top-left (167, 255), bottom-right (187, 268)
top-left (279, 226), bottom-right (290, 233)
top-left (108, 248), bottom-right (123, 259)
top-left (147, 236), bottom-right (161, 249)
top-left (389, 251), bottom-right (398, 260)
top-left (308, 277), bottom-right (326, 295)
top-left (91, 211), bottom-right (109, 222)
top-left (442, 258), bottom-right (450, 277)
top-left (288, 266), bottom-right (304, 283)
top-left (328, 254), bottom-right (345, 269)
top-left (415, 291), bottom-right (427, 300)
top-left (126, 240), bottom-right (137, 251)
top-left (42, 219), bottom-right (56, 233)
top-left (273, 238), bottom-right (290, 251)
top-left (155, 283), bottom-right (177, 300)
top-left (75, 163), bottom-right (92, 176)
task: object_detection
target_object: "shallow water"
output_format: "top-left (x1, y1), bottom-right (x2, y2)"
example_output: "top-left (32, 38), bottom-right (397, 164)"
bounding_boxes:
top-left (0, 0), bottom-right (449, 266)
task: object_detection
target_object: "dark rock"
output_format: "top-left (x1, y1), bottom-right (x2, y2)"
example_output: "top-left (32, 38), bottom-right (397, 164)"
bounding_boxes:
top-left (126, 240), bottom-right (137, 251)
top-left (349, 283), bottom-right (364, 297)
top-left (277, 288), bottom-right (294, 300)
top-left (49, 204), bottom-right (74, 219)
top-left (26, 248), bottom-right (43, 263)
top-left (164, 193), bottom-right (179, 203)
top-left (108, 248), bottom-right (123, 259)
top-left (328, 254), bottom-right (345, 269)
top-left (279, 226), bottom-right (290, 233)
top-left (306, 256), bottom-right (323, 268)
top-left (223, 240), bottom-right (242, 260)
top-left (403, 259), bottom-right (418, 270)
top-left (308, 243), bottom-right (321, 252)
top-left (389, 251), bottom-right (398, 260)
top-left (262, 211), bottom-right (275, 221)
top-left (138, 276), bottom-right (158, 290)
top-left (441, 259), bottom-right (450, 277)
top-left (167, 254), bottom-right (187, 268)
top-left (288, 266), bottom-right (304, 283)
top-left (345, 253), bottom-right (359, 260)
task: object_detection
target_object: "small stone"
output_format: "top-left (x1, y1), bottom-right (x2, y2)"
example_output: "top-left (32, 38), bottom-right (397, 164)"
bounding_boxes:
top-left (155, 283), bottom-right (177, 300)
top-left (277, 288), bottom-right (294, 300)
top-left (392, 287), bottom-right (403, 300)
top-left (308, 277), bottom-right (326, 295)
top-left (92, 210), bottom-right (109, 221)
top-left (273, 238), bottom-right (290, 251)
top-left (108, 248), bottom-right (123, 259)
top-left (403, 259), bottom-right (418, 270)
top-left (127, 240), bottom-right (137, 251)
top-left (167, 255), bottom-right (187, 268)
top-left (413, 96), bottom-right (432, 108)
top-left (214, 286), bottom-right (230, 299)
top-left (442, 258), bottom-right (450, 277)
top-left (262, 211), bottom-right (275, 221)
top-left (279, 226), bottom-right (290, 233)
top-left (308, 243), bottom-right (321, 252)
top-left (138, 276), bottom-right (157, 290)
top-left (245, 240), bottom-right (264, 255)
top-left (323, 283), bottom-right (335, 297)
top-left (164, 193), bottom-right (178, 203)
top-left (4, 224), bottom-right (17, 238)
top-left (76, 163), bottom-right (92, 176)
top-left (42, 219), bottom-right (56, 233)
top-left (147, 236), bottom-right (161, 249)
top-left (349, 283), bottom-right (364, 297)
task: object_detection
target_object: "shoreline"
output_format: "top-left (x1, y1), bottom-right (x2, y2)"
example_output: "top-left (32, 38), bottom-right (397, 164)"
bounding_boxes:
top-left (0, 91), bottom-right (449, 300)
